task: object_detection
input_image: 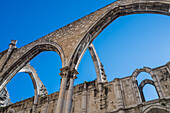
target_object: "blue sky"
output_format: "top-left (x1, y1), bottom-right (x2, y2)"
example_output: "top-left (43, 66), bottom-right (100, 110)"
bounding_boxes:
top-left (0, 0), bottom-right (170, 103)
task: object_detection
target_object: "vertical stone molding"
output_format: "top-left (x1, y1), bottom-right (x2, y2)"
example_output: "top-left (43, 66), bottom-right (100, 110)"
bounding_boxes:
top-left (65, 69), bottom-right (78, 113)
top-left (132, 79), bottom-right (142, 104)
top-left (152, 73), bottom-right (165, 99)
top-left (81, 82), bottom-right (87, 113)
top-left (55, 67), bottom-right (78, 113)
top-left (114, 78), bottom-right (125, 113)
top-left (55, 67), bottom-right (69, 113)
top-left (98, 82), bottom-right (103, 110)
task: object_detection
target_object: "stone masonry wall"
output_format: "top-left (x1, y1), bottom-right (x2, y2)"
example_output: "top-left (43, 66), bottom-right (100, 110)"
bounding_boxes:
top-left (1, 63), bottom-right (170, 113)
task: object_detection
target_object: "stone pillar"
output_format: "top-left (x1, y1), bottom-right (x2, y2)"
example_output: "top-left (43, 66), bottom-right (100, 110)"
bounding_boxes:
top-left (132, 77), bottom-right (142, 104)
top-left (98, 82), bottom-right (103, 110)
top-left (114, 78), bottom-right (125, 113)
top-left (65, 69), bottom-right (78, 113)
top-left (81, 82), bottom-right (87, 113)
top-left (152, 74), bottom-right (165, 98)
top-left (55, 67), bottom-right (69, 113)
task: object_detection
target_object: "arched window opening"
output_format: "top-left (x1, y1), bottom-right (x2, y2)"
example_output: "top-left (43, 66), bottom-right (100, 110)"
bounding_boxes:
top-left (5, 50), bottom-right (62, 104)
top-left (6, 72), bottom-right (34, 103)
top-left (136, 72), bottom-right (153, 85)
top-left (142, 84), bottom-right (159, 102)
top-left (30, 51), bottom-right (62, 94)
top-left (91, 14), bottom-right (170, 81)
top-left (75, 49), bottom-right (96, 85)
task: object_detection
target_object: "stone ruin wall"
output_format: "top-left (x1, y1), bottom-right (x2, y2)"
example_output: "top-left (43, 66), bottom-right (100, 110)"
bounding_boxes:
top-left (1, 63), bottom-right (170, 113)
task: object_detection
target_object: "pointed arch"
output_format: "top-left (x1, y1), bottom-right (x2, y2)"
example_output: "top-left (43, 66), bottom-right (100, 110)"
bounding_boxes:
top-left (68, 0), bottom-right (170, 72)
top-left (19, 63), bottom-right (48, 112)
top-left (138, 79), bottom-right (159, 102)
top-left (0, 42), bottom-right (65, 92)
top-left (74, 43), bottom-right (107, 83)
top-left (132, 67), bottom-right (154, 80)
top-left (131, 67), bottom-right (164, 103)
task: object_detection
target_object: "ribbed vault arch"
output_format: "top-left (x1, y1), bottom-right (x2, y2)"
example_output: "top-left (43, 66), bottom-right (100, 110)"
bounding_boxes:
top-left (0, 42), bottom-right (64, 92)
top-left (19, 63), bottom-right (48, 112)
top-left (69, 0), bottom-right (170, 70)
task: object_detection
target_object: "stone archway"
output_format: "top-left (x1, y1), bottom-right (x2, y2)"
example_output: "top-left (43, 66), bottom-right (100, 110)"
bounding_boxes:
top-left (0, 42), bottom-right (65, 92)
top-left (74, 43), bottom-right (107, 84)
top-left (68, 1), bottom-right (170, 70)
top-left (138, 79), bottom-right (158, 102)
top-left (19, 63), bottom-right (48, 112)
top-left (132, 67), bottom-right (154, 80)
top-left (131, 67), bottom-right (164, 104)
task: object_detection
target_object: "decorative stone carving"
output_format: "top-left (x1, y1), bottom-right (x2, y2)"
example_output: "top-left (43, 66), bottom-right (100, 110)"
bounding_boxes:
top-left (0, 87), bottom-right (11, 107)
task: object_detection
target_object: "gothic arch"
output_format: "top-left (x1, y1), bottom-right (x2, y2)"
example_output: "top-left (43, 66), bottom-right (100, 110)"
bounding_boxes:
top-left (132, 67), bottom-right (154, 80)
top-left (74, 43), bottom-right (107, 83)
top-left (138, 79), bottom-right (155, 90)
top-left (131, 67), bottom-right (164, 103)
top-left (69, 0), bottom-right (170, 69)
top-left (19, 63), bottom-right (48, 97)
top-left (0, 41), bottom-right (64, 92)
top-left (19, 63), bottom-right (48, 112)
top-left (1, 63), bottom-right (47, 111)
top-left (138, 79), bottom-right (159, 102)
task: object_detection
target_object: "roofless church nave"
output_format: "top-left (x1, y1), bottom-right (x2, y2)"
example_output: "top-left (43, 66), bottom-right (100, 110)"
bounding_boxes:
top-left (1, 0), bottom-right (170, 112)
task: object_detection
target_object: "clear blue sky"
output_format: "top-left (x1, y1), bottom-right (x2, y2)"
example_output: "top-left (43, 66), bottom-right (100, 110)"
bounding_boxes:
top-left (0, 0), bottom-right (170, 103)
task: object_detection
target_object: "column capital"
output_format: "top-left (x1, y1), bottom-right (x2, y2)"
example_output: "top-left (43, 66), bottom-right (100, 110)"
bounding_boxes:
top-left (70, 68), bottom-right (79, 77)
top-left (59, 67), bottom-right (79, 78)
top-left (59, 66), bottom-right (70, 78)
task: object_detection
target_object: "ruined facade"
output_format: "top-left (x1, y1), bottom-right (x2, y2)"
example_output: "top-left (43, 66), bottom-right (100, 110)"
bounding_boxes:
top-left (1, 63), bottom-right (170, 113)
top-left (1, 0), bottom-right (170, 112)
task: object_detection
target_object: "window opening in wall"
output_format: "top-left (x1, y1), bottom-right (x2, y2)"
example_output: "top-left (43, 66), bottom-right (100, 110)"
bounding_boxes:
top-left (143, 84), bottom-right (159, 101)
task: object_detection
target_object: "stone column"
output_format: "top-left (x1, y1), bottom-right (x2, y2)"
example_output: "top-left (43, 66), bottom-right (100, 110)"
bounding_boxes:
top-left (55, 67), bottom-right (69, 113)
top-left (65, 69), bottom-right (78, 113)
top-left (81, 82), bottom-right (87, 113)
top-left (114, 78), bottom-right (125, 113)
